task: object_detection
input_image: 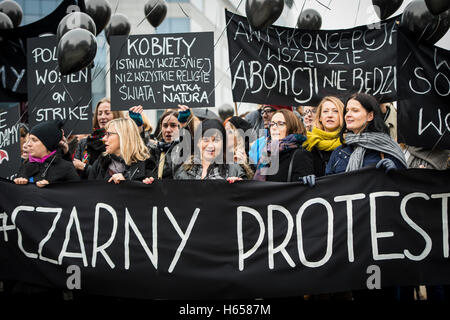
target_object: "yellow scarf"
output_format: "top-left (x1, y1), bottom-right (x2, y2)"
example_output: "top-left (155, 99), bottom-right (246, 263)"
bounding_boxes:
top-left (303, 127), bottom-right (341, 152)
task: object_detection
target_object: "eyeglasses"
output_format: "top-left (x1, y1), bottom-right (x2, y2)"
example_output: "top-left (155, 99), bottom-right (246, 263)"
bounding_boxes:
top-left (104, 131), bottom-right (118, 138)
top-left (304, 108), bottom-right (317, 115)
top-left (162, 123), bottom-right (179, 129)
top-left (269, 121), bottom-right (286, 128)
top-left (261, 108), bottom-right (276, 116)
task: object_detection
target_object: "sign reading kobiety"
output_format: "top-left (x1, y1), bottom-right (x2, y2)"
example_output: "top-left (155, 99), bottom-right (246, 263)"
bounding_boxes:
top-left (397, 31), bottom-right (450, 150)
top-left (0, 168), bottom-right (449, 299)
top-left (226, 10), bottom-right (398, 105)
top-left (27, 36), bottom-right (92, 135)
top-left (109, 32), bottom-right (215, 110)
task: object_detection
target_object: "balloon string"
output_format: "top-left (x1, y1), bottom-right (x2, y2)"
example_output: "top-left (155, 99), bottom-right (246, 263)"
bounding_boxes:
top-left (288, 0), bottom-right (307, 44)
top-left (315, 0), bottom-right (331, 10)
top-left (177, 3), bottom-right (190, 18)
top-left (354, 0), bottom-right (361, 27)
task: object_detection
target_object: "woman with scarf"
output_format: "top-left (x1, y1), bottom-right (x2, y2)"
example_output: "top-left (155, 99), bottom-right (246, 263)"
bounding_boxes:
top-left (303, 96), bottom-right (344, 177)
top-left (174, 119), bottom-right (247, 180)
top-left (253, 109), bottom-right (314, 182)
top-left (73, 98), bottom-right (123, 178)
top-left (88, 118), bottom-right (156, 183)
top-left (14, 120), bottom-right (80, 187)
top-left (326, 93), bottom-right (407, 175)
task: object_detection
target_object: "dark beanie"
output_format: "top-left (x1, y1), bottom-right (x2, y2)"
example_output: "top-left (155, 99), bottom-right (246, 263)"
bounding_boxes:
top-left (30, 120), bottom-right (63, 152)
top-left (228, 116), bottom-right (251, 132)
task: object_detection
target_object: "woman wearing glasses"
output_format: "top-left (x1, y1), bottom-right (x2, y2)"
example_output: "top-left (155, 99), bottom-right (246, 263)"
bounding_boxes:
top-left (88, 118), bottom-right (156, 184)
top-left (253, 109), bottom-right (314, 182)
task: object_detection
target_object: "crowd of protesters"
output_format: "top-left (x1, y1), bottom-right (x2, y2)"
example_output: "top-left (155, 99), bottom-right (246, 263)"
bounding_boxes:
top-left (7, 92), bottom-right (450, 302)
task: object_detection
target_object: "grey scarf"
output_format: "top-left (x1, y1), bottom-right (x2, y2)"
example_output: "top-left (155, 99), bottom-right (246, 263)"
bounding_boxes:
top-left (345, 132), bottom-right (407, 172)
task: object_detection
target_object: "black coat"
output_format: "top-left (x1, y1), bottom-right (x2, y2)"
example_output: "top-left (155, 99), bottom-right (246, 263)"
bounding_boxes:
top-left (310, 147), bottom-right (333, 177)
top-left (88, 154), bottom-right (157, 181)
top-left (265, 147), bottom-right (314, 182)
top-left (17, 150), bottom-right (80, 183)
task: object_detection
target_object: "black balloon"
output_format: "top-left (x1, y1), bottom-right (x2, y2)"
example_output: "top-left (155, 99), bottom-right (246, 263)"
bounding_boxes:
top-left (297, 9), bottom-right (322, 30)
top-left (57, 12), bottom-right (96, 42)
top-left (144, 0), bottom-right (167, 28)
top-left (105, 13), bottom-right (131, 44)
top-left (85, 0), bottom-right (112, 35)
top-left (245, 0), bottom-right (284, 30)
top-left (0, 0), bottom-right (22, 28)
top-left (0, 11), bottom-right (12, 30)
top-left (425, 0), bottom-right (450, 15)
top-left (401, 0), bottom-right (450, 44)
top-left (57, 28), bottom-right (97, 75)
top-left (372, 0), bottom-right (403, 20)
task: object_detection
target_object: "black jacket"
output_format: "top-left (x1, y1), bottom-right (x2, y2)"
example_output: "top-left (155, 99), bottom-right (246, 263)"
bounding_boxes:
top-left (265, 147), bottom-right (314, 182)
top-left (310, 147), bottom-right (333, 177)
top-left (88, 154), bottom-right (157, 181)
top-left (74, 136), bottom-right (106, 179)
top-left (18, 149), bottom-right (80, 183)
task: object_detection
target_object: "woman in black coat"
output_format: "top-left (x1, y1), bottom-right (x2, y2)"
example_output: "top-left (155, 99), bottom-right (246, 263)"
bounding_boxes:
top-left (253, 109), bottom-right (314, 182)
top-left (14, 120), bottom-right (79, 187)
top-left (88, 118), bottom-right (156, 183)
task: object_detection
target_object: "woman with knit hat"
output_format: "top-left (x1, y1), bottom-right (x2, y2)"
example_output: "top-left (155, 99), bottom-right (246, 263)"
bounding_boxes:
top-left (88, 118), bottom-right (156, 183)
top-left (174, 119), bottom-right (247, 180)
top-left (303, 96), bottom-right (344, 177)
top-left (14, 120), bottom-right (80, 187)
top-left (326, 93), bottom-right (407, 175)
top-left (253, 109), bottom-right (314, 183)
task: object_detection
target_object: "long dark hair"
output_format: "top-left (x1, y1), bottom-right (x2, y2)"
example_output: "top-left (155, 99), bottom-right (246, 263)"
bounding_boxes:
top-left (339, 93), bottom-right (389, 143)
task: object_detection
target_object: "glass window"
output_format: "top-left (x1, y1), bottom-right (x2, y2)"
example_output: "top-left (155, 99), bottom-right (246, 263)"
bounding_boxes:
top-left (191, 0), bottom-right (203, 11)
top-left (24, 0), bottom-right (40, 15)
top-left (42, 0), bottom-right (59, 14)
top-left (157, 18), bottom-right (190, 34)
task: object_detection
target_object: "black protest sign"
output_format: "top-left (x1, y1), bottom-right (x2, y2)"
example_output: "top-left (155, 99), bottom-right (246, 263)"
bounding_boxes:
top-left (26, 36), bottom-right (92, 135)
top-left (109, 32), bottom-right (215, 110)
top-left (0, 105), bottom-right (21, 179)
top-left (226, 10), bottom-right (398, 106)
top-left (1, 168), bottom-right (449, 299)
top-left (397, 31), bottom-right (450, 149)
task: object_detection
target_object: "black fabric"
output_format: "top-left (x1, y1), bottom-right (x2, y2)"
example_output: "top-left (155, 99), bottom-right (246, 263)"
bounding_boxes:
top-left (311, 147), bottom-right (333, 177)
top-left (29, 120), bottom-right (63, 152)
top-left (88, 153), bottom-right (156, 181)
top-left (0, 168), bottom-right (449, 299)
top-left (266, 147), bottom-right (314, 182)
top-left (17, 148), bottom-right (80, 183)
top-left (229, 116), bottom-right (251, 132)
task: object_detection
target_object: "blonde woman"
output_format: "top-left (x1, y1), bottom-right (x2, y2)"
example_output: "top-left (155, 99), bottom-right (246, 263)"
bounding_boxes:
top-left (88, 118), bottom-right (156, 184)
top-left (303, 96), bottom-right (344, 176)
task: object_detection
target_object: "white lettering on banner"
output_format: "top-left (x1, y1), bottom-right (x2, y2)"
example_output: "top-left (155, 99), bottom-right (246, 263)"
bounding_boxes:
top-left (409, 67), bottom-right (450, 97)
top-left (3, 191), bottom-right (448, 272)
top-left (0, 123), bottom-right (19, 148)
top-left (418, 107), bottom-right (450, 136)
top-left (35, 68), bottom-right (88, 86)
top-left (0, 66), bottom-right (25, 92)
top-left (127, 37), bottom-right (197, 57)
top-left (35, 105), bottom-right (89, 122)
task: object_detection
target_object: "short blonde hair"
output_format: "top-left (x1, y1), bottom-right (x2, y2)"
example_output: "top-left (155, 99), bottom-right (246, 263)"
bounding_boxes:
top-left (105, 118), bottom-right (150, 165)
top-left (314, 96), bottom-right (344, 131)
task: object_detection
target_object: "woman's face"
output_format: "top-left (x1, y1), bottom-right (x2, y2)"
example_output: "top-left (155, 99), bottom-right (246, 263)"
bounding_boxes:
top-left (199, 131), bottom-right (223, 163)
top-left (345, 99), bottom-right (374, 134)
top-left (270, 113), bottom-right (287, 140)
top-left (97, 102), bottom-right (114, 129)
top-left (27, 134), bottom-right (49, 158)
top-left (102, 124), bottom-right (121, 156)
top-left (161, 115), bottom-right (180, 143)
top-left (320, 101), bottom-right (341, 132)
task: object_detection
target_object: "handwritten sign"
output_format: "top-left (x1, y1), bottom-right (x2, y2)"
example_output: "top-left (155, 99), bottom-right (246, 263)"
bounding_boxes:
top-left (27, 36), bottom-right (92, 135)
top-left (0, 105), bottom-right (21, 179)
top-left (397, 31), bottom-right (450, 149)
top-left (226, 10), bottom-right (398, 105)
top-left (109, 32), bottom-right (215, 110)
